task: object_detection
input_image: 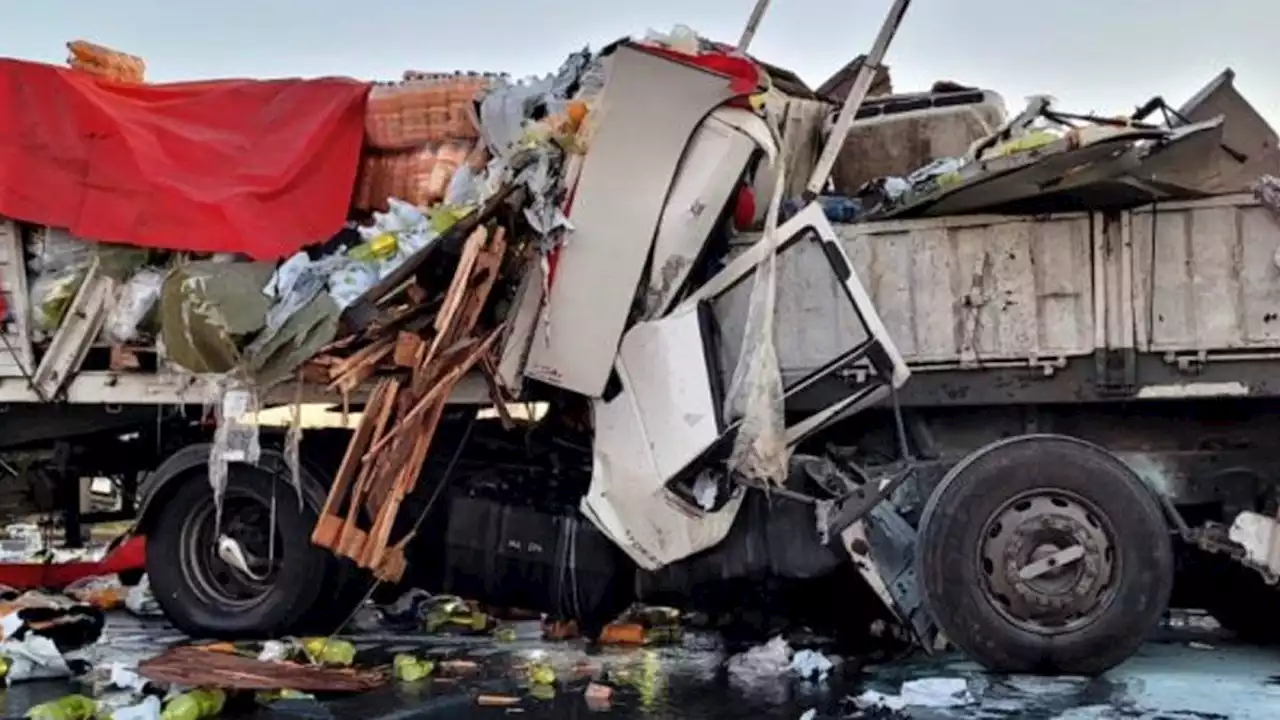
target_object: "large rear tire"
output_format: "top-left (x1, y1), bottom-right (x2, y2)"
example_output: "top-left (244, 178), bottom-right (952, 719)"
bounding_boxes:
top-left (917, 435), bottom-right (1173, 675)
top-left (147, 467), bottom-right (329, 638)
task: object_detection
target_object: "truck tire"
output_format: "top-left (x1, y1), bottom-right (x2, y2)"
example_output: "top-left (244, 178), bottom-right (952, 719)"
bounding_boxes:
top-left (917, 435), bottom-right (1173, 675)
top-left (146, 466), bottom-right (328, 639)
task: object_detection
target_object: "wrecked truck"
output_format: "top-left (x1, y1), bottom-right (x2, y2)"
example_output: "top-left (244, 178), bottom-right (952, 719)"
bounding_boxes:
top-left (4, 2), bottom-right (1280, 679)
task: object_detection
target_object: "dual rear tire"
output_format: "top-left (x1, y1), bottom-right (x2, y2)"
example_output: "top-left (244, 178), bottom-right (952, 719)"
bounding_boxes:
top-left (917, 435), bottom-right (1174, 675)
top-left (146, 465), bottom-right (370, 639)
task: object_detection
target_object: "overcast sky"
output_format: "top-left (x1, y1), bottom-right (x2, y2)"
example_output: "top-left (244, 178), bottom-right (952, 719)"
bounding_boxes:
top-left (5, 0), bottom-right (1278, 122)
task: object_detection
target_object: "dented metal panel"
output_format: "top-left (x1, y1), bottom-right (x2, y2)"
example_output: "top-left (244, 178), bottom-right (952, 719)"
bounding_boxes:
top-left (731, 213), bottom-right (1095, 371)
top-left (1134, 194), bottom-right (1280, 353)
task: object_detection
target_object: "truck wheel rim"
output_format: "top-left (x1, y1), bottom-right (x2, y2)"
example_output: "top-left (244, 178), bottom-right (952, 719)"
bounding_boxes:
top-left (179, 493), bottom-right (281, 608)
top-left (976, 489), bottom-right (1119, 635)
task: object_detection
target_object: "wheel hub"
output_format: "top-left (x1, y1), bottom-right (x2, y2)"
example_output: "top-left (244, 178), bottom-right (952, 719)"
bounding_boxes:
top-left (979, 491), bottom-right (1117, 634)
top-left (180, 495), bottom-right (282, 607)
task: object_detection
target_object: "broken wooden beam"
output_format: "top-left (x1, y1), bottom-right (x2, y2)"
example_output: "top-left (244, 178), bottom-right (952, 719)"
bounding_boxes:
top-left (138, 646), bottom-right (384, 693)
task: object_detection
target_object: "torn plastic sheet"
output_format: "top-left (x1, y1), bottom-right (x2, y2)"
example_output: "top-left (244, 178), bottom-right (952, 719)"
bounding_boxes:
top-left (0, 629), bottom-right (72, 683)
top-left (282, 378), bottom-right (305, 507)
top-left (208, 377), bottom-right (261, 531)
top-left (723, 119), bottom-right (789, 485)
top-left (727, 636), bottom-right (792, 685)
top-left (856, 678), bottom-right (974, 711)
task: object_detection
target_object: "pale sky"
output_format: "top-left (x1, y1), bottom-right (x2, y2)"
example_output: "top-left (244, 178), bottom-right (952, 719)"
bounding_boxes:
top-left (5, 0), bottom-right (1278, 123)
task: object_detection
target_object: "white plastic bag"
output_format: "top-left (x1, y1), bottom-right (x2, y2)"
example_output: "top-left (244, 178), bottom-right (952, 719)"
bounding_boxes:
top-left (104, 269), bottom-right (164, 344)
top-left (28, 228), bottom-right (95, 336)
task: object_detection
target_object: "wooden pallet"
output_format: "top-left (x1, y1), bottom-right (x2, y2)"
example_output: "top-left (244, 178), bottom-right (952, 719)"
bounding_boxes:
top-left (311, 224), bottom-right (509, 582)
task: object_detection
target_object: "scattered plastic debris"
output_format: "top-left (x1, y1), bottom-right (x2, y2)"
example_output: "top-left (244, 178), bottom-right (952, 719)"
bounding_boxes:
top-left (790, 649), bottom-right (834, 682)
top-left (1, 631), bottom-right (72, 683)
top-left (856, 678), bottom-right (974, 711)
top-left (300, 637), bottom-right (355, 667)
top-left (257, 640), bottom-right (291, 663)
top-left (107, 695), bottom-right (162, 720)
top-left (393, 654), bottom-right (435, 682)
top-left (727, 636), bottom-right (793, 683)
top-left (799, 710), bottom-right (817, 720)
top-left (123, 578), bottom-right (163, 618)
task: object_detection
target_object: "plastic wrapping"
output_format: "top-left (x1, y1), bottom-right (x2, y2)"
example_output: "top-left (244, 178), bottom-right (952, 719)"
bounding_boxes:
top-left (103, 269), bottom-right (164, 344)
top-left (329, 199), bottom-right (442, 308)
top-left (28, 228), bottom-right (95, 338)
top-left (208, 378), bottom-right (261, 531)
top-left (722, 124), bottom-right (789, 485)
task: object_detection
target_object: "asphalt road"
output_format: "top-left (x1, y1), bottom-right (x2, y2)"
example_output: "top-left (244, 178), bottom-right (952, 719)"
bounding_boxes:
top-left (2, 615), bottom-right (1276, 719)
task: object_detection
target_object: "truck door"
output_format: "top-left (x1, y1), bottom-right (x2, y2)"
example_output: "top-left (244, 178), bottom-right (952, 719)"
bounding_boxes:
top-left (583, 201), bottom-right (911, 570)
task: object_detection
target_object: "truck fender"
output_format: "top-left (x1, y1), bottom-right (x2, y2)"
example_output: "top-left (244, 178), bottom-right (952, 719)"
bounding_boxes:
top-left (135, 444), bottom-right (329, 533)
top-left (921, 433), bottom-right (1180, 533)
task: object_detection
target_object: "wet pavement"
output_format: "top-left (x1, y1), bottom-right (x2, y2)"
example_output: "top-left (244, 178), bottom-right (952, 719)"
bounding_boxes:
top-left (4, 615), bottom-right (1278, 719)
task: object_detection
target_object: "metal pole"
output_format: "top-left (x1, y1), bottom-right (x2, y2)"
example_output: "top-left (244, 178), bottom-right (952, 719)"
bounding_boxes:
top-left (737, 0), bottom-right (773, 53)
top-left (804, 0), bottom-right (913, 199)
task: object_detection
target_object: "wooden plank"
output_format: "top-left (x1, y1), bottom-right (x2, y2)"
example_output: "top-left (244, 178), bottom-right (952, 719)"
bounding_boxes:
top-left (392, 331), bottom-right (425, 368)
top-left (31, 261), bottom-right (114, 400)
top-left (311, 378), bottom-right (395, 550)
top-left (138, 646), bottom-right (383, 693)
top-left (337, 378), bottom-right (400, 555)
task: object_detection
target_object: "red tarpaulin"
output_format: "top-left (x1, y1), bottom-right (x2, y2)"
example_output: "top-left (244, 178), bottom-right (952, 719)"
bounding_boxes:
top-left (0, 59), bottom-right (370, 260)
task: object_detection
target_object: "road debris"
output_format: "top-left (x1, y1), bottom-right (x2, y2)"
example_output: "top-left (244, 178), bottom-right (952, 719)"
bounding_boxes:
top-left (525, 661), bottom-right (556, 686)
top-left (476, 694), bottom-right (521, 707)
top-left (584, 681), bottom-right (613, 710)
top-left (25, 694), bottom-right (97, 720)
top-left (158, 688), bottom-right (225, 720)
top-left (727, 636), bottom-right (793, 684)
top-left (136, 646), bottom-right (383, 692)
top-left (790, 649), bottom-right (835, 682)
top-left (855, 678), bottom-right (974, 712)
top-left (393, 654), bottom-right (435, 682)
top-left (438, 658), bottom-right (481, 677)
top-left (300, 637), bottom-right (356, 667)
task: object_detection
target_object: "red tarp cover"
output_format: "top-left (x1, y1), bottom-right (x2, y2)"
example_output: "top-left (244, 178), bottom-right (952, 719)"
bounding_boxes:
top-left (0, 59), bottom-right (370, 260)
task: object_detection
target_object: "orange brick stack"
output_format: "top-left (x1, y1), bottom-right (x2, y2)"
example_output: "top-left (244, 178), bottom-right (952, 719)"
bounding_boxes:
top-left (354, 72), bottom-right (493, 211)
top-left (66, 40), bottom-right (145, 83)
